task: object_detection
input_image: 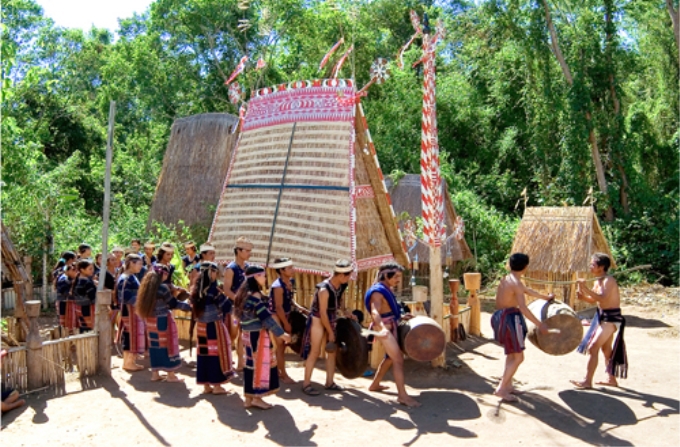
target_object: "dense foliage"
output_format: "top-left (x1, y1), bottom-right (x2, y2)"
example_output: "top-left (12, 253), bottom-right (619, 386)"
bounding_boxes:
top-left (2, 0), bottom-right (678, 285)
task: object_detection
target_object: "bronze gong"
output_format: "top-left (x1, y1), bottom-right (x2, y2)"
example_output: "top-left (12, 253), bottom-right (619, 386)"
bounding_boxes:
top-left (335, 317), bottom-right (369, 379)
top-left (287, 308), bottom-right (308, 355)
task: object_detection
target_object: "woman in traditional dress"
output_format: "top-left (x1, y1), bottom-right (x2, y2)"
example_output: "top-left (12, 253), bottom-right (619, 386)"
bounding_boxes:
top-left (234, 265), bottom-right (291, 409)
top-left (56, 264), bottom-right (78, 334)
top-left (51, 251), bottom-right (76, 289)
top-left (154, 243), bottom-right (176, 287)
top-left (191, 262), bottom-right (234, 395)
top-left (117, 254), bottom-right (145, 372)
top-left (72, 259), bottom-right (98, 332)
top-left (136, 265), bottom-right (190, 382)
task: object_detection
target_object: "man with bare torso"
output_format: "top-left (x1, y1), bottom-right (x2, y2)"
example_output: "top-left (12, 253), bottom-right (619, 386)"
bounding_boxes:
top-left (365, 261), bottom-right (420, 407)
top-left (492, 253), bottom-right (552, 402)
top-left (571, 253), bottom-right (627, 388)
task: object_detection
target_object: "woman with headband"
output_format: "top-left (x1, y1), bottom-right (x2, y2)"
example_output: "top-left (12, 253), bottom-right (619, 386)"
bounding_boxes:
top-left (234, 265), bottom-right (291, 409)
top-left (191, 261), bottom-right (234, 395)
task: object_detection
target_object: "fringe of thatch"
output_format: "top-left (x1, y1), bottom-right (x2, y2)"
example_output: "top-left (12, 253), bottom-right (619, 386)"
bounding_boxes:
top-left (148, 113), bottom-right (239, 229)
top-left (511, 207), bottom-right (616, 274)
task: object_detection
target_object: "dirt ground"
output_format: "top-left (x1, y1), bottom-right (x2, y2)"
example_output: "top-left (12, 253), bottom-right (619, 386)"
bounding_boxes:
top-left (2, 287), bottom-right (679, 446)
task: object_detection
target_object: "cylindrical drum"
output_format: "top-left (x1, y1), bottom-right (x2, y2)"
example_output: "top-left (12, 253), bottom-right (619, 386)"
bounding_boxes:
top-left (335, 318), bottom-right (369, 379)
top-left (287, 309), bottom-right (308, 355)
top-left (397, 316), bottom-right (446, 362)
top-left (527, 299), bottom-right (583, 356)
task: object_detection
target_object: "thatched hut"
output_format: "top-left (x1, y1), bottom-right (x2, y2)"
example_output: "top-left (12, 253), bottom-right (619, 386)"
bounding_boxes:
top-left (511, 206), bottom-right (616, 310)
top-left (148, 113), bottom-right (239, 230)
top-left (385, 174), bottom-right (473, 278)
top-left (209, 79), bottom-right (409, 310)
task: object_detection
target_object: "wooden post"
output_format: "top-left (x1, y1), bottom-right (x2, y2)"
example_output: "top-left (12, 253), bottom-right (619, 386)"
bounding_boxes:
top-left (23, 256), bottom-right (34, 302)
top-left (96, 290), bottom-right (112, 375)
top-left (25, 300), bottom-right (43, 390)
top-left (42, 243), bottom-right (48, 309)
top-left (429, 245), bottom-right (445, 367)
top-left (448, 279), bottom-right (460, 342)
top-left (464, 273), bottom-right (482, 336)
top-left (98, 100), bottom-right (116, 291)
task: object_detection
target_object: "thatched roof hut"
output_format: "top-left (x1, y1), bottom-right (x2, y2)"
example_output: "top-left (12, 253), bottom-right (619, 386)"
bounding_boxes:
top-left (148, 113), bottom-right (239, 229)
top-left (511, 206), bottom-right (616, 310)
top-left (385, 174), bottom-right (472, 267)
top-left (1, 222), bottom-right (33, 315)
top-left (209, 79), bottom-right (409, 309)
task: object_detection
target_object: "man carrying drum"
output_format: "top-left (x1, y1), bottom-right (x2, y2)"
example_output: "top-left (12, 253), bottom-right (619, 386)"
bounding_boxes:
top-left (365, 261), bottom-right (421, 407)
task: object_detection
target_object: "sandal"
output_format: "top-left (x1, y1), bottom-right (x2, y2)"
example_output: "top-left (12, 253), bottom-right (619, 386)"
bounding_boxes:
top-left (302, 385), bottom-right (320, 396)
top-left (325, 383), bottom-right (344, 391)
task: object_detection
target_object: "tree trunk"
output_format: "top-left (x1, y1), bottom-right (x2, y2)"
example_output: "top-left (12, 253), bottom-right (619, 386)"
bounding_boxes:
top-left (605, 0), bottom-right (629, 216)
top-left (667, 0), bottom-right (680, 55)
top-left (541, 0), bottom-right (613, 220)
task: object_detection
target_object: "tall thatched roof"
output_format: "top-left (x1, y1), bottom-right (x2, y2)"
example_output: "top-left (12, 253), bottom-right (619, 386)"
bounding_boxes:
top-left (385, 174), bottom-right (473, 264)
top-left (208, 79), bottom-right (408, 275)
top-left (511, 207), bottom-right (616, 274)
top-left (148, 113), bottom-right (239, 229)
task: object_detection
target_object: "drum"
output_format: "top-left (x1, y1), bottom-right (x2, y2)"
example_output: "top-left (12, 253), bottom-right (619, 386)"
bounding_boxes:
top-left (335, 317), bottom-right (369, 379)
top-left (287, 308), bottom-right (308, 355)
top-left (397, 316), bottom-right (446, 362)
top-left (527, 299), bottom-right (583, 356)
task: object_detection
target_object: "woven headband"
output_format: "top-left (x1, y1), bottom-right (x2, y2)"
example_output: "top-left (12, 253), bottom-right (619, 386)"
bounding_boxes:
top-left (199, 262), bottom-right (218, 271)
top-left (334, 265), bottom-right (354, 274)
top-left (271, 259), bottom-right (293, 269)
top-left (200, 243), bottom-right (216, 253)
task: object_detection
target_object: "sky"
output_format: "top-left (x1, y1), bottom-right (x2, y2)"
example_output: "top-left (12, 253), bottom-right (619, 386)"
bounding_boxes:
top-left (35, 0), bottom-right (155, 32)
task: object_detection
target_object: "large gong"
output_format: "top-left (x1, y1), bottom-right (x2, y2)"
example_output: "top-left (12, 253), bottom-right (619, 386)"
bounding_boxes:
top-left (335, 318), bottom-right (369, 379)
top-left (287, 309), bottom-right (308, 356)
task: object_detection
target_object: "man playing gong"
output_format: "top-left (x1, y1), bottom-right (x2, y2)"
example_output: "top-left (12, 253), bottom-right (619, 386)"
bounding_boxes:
top-left (300, 259), bottom-right (353, 396)
top-left (365, 261), bottom-right (421, 407)
top-left (492, 253), bottom-right (551, 402)
top-left (571, 253), bottom-right (627, 389)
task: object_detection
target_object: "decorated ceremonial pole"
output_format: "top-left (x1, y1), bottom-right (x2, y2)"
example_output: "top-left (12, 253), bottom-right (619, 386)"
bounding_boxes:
top-left (404, 12), bottom-right (447, 367)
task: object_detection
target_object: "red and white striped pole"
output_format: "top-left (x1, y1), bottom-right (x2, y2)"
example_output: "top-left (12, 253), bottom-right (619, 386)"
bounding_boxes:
top-left (415, 12), bottom-right (446, 366)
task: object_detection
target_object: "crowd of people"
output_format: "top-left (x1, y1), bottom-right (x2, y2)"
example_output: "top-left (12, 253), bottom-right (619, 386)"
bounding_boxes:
top-left (2, 239), bottom-right (626, 414)
top-left (46, 236), bottom-right (423, 409)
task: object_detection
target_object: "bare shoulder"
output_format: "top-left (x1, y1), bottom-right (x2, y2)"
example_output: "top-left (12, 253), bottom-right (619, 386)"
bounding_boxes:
top-left (603, 275), bottom-right (619, 289)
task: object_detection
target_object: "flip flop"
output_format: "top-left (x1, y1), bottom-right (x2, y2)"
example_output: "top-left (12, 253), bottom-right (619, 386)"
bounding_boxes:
top-left (325, 383), bottom-right (344, 391)
top-left (302, 385), bottom-right (320, 396)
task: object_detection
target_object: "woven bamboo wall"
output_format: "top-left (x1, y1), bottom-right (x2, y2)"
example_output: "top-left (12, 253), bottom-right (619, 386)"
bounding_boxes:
top-left (211, 120), bottom-right (353, 274)
top-left (264, 269), bottom-right (379, 314)
top-left (523, 271), bottom-right (595, 312)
